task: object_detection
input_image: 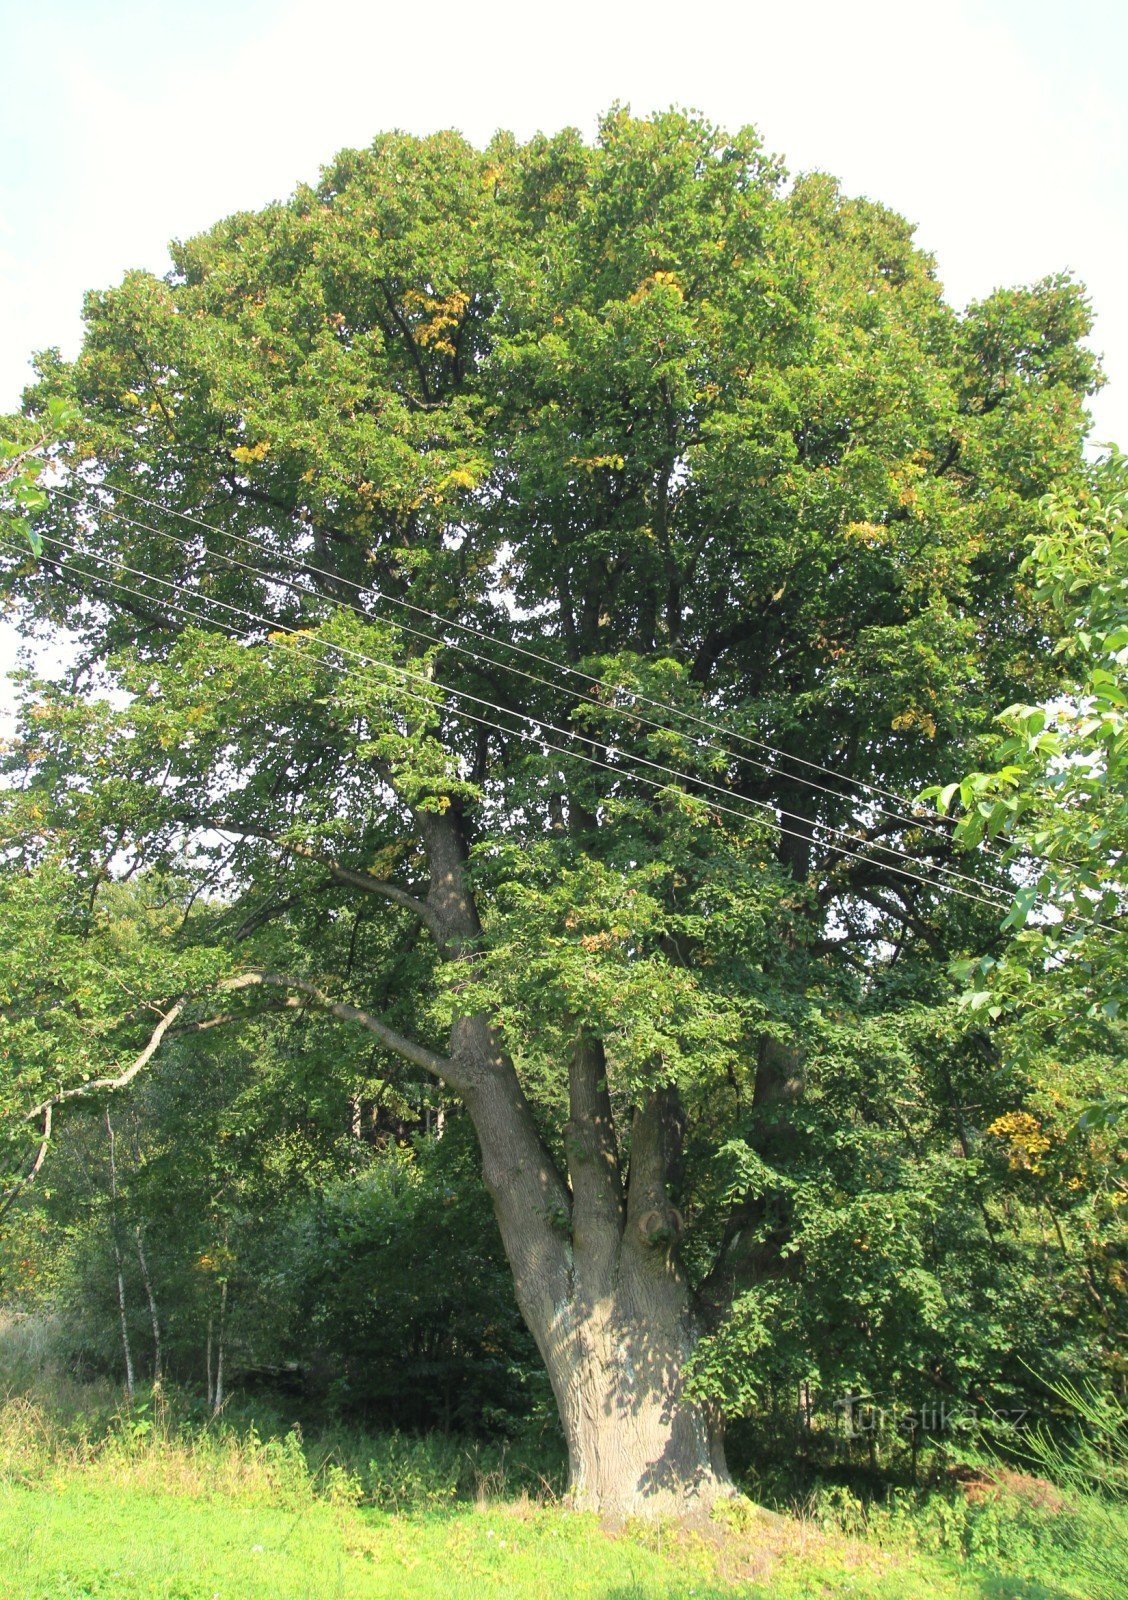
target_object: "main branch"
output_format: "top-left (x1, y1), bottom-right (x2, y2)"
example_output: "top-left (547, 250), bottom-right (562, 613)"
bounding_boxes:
top-left (0, 969), bottom-right (457, 1221)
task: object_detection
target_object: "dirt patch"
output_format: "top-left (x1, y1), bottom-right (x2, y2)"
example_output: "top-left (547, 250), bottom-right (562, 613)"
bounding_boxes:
top-left (948, 1463), bottom-right (1069, 1514)
top-left (615, 1502), bottom-right (897, 1590)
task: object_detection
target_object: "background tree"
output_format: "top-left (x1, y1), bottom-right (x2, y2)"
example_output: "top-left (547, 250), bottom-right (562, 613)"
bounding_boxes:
top-left (0, 109), bottom-right (1110, 1516)
top-left (922, 453), bottom-right (1127, 1353)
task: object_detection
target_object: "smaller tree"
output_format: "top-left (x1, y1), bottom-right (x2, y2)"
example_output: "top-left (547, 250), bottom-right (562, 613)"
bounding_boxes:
top-left (924, 453), bottom-right (1127, 1341)
top-left (277, 1129), bottom-right (543, 1433)
top-left (928, 452), bottom-right (1127, 1080)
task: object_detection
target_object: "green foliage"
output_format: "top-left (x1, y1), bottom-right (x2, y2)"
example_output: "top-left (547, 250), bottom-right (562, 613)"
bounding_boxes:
top-left (926, 452), bottom-right (1128, 1039)
top-left (0, 108), bottom-right (1118, 1486)
top-left (1007, 1378), bottom-right (1128, 1600)
top-left (2, 1021), bottom-right (543, 1437)
top-left (272, 1132), bottom-right (546, 1433)
top-left (920, 456), bottom-right (1127, 1363)
top-left (0, 395), bottom-right (77, 554)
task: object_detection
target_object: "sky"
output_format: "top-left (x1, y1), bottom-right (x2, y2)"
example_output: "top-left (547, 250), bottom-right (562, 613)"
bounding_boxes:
top-left (1, 0), bottom-right (1126, 691)
top-left (1, 0), bottom-right (1125, 436)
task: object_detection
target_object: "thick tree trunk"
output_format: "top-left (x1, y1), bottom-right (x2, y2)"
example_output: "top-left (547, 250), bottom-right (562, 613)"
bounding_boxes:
top-left (459, 1033), bottom-right (732, 1518)
top-left (545, 1265), bottom-right (730, 1518)
top-left (413, 809), bottom-right (734, 1519)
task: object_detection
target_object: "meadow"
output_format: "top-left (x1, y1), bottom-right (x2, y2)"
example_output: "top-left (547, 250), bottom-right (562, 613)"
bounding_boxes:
top-left (0, 1374), bottom-right (1122, 1600)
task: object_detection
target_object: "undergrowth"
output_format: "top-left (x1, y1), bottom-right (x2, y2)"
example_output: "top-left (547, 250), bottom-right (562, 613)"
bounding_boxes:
top-left (0, 1370), bottom-right (1125, 1599)
top-left (0, 1381), bottom-right (564, 1513)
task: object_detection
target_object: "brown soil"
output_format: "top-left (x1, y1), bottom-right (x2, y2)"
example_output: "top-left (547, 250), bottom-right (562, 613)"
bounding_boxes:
top-left (947, 1462), bottom-right (1069, 1514)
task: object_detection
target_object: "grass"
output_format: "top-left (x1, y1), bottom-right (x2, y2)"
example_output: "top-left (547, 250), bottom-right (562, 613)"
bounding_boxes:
top-left (0, 1479), bottom-right (1065, 1600)
top-left (0, 1379), bottom-right (1121, 1600)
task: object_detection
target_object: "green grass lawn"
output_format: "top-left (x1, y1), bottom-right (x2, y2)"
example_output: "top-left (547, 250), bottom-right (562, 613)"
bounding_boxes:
top-left (0, 1477), bottom-right (1086, 1600)
top-left (0, 1383), bottom-right (1114, 1600)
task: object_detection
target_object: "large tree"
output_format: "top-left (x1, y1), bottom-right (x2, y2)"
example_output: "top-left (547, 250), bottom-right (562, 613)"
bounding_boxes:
top-left (0, 109), bottom-right (1102, 1515)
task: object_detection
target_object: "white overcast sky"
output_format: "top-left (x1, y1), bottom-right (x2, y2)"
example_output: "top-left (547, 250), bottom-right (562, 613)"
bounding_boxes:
top-left (1, 0), bottom-right (1125, 690)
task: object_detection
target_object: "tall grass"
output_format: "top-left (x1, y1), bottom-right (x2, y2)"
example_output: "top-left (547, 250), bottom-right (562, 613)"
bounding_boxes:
top-left (1, 1312), bottom-right (1124, 1600)
top-left (0, 1382), bottom-right (563, 1513)
top-left (0, 1306), bottom-right (564, 1511)
top-left (1007, 1377), bottom-right (1128, 1600)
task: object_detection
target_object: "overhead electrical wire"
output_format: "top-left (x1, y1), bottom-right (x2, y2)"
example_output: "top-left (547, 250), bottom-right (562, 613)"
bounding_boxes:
top-left (17, 515), bottom-right (1019, 911)
top-left (8, 532), bottom-right (1019, 919)
top-left (0, 529), bottom-right (1021, 918)
top-left (47, 484), bottom-right (1010, 889)
top-left (59, 480), bottom-right (968, 843)
top-left (92, 480), bottom-right (1104, 899)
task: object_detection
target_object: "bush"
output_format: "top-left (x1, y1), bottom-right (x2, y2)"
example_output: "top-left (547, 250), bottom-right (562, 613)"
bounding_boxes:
top-left (270, 1130), bottom-right (548, 1435)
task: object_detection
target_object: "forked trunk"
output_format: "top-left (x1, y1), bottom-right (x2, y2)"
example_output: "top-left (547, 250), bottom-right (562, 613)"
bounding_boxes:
top-left (417, 813), bottom-right (735, 1519)
top-left (459, 1033), bottom-right (733, 1519)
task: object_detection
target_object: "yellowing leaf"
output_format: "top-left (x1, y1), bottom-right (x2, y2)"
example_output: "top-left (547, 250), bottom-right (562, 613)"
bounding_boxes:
top-left (569, 454), bottom-right (625, 473)
top-left (628, 270), bottom-right (684, 305)
top-left (232, 440), bottom-right (270, 465)
top-left (891, 708), bottom-right (938, 738)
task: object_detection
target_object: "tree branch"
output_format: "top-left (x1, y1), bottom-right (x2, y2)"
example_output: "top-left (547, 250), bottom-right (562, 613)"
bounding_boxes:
top-left (20, 997), bottom-right (190, 1126)
top-left (227, 971), bottom-right (455, 1084)
top-left (0, 999), bottom-right (189, 1222)
top-left (0, 1106), bottom-right (51, 1224)
top-left (566, 1034), bottom-right (624, 1281)
top-left (0, 967), bottom-right (456, 1223)
top-left (206, 818), bottom-right (444, 941)
top-left (379, 281), bottom-right (436, 405)
top-left (625, 1084), bottom-right (685, 1249)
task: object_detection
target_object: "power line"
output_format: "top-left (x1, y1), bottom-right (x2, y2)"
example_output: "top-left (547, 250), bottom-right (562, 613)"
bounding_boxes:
top-left (26, 522), bottom-right (1012, 907)
top-left (58, 479), bottom-right (968, 843)
top-left (20, 517), bottom-right (1018, 908)
top-left (92, 479), bottom-right (1091, 895)
top-left (46, 486), bottom-right (1014, 900)
top-left (2, 531), bottom-right (1021, 918)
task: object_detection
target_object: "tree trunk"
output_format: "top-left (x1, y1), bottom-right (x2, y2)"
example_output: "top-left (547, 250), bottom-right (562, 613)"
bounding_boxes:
top-left (134, 1225), bottom-right (162, 1385)
top-left (544, 1258), bottom-right (729, 1518)
top-left (552, 1070), bottom-right (729, 1517)
top-left (111, 1237), bottom-right (136, 1401)
top-left (458, 1030), bottom-right (731, 1519)
top-left (410, 808), bottom-right (734, 1518)
top-left (213, 1279), bottom-right (228, 1415)
top-left (105, 1110), bottom-right (135, 1401)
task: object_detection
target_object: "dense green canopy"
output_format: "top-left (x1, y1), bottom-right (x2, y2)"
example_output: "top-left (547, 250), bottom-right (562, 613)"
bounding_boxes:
top-left (0, 110), bottom-right (1120, 1507)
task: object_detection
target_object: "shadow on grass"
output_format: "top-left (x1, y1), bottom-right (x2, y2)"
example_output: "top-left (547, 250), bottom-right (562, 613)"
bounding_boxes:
top-left (597, 1561), bottom-right (1085, 1599)
top-left (599, 1590), bottom-right (734, 1600)
top-left (970, 1577), bottom-right (1081, 1600)
top-left (597, 1581), bottom-right (1080, 1600)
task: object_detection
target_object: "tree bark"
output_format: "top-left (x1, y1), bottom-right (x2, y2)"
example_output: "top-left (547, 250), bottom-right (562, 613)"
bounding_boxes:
top-left (547, 1078), bottom-right (728, 1517)
top-left (111, 1235), bottom-right (135, 1401)
top-left (410, 804), bottom-right (731, 1517)
top-left (451, 1011), bottom-right (731, 1517)
top-left (134, 1224), bottom-right (163, 1385)
top-left (104, 1111), bottom-right (135, 1400)
top-left (213, 1278), bottom-right (228, 1416)
top-left (545, 1272), bottom-right (729, 1519)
